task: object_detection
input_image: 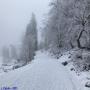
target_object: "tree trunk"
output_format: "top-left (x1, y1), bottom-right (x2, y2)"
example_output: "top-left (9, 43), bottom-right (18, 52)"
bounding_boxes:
top-left (77, 29), bottom-right (86, 49)
top-left (77, 28), bottom-right (90, 50)
top-left (70, 41), bottom-right (74, 49)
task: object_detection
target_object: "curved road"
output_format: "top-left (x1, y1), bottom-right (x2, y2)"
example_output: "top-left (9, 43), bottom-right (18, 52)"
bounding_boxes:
top-left (0, 51), bottom-right (79, 90)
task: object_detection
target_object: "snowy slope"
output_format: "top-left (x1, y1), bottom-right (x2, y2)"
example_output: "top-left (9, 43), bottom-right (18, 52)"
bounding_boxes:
top-left (58, 50), bottom-right (90, 90)
top-left (0, 51), bottom-right (82, 90)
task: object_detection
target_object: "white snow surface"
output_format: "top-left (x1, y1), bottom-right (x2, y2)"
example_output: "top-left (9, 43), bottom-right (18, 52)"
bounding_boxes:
top-left (0, 51), bottom-right (83, 90)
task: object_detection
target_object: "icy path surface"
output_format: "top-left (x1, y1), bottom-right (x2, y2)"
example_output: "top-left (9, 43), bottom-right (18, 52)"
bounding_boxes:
top-left (0, 51), bottom-right (79, 90)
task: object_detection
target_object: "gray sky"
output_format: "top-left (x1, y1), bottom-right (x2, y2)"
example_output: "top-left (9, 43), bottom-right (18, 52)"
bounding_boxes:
top-left (0, 0), bottom-right (50, 49)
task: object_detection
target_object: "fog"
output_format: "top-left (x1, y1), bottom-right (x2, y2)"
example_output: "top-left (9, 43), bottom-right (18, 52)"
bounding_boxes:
top-left (0, 0), bottom-right (49, 50)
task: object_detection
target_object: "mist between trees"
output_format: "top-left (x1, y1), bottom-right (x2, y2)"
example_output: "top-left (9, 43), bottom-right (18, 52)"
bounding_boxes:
top-left (2, 13), bottom-right (38, 66)
top-left (1, 0), bottom-right (90, 72)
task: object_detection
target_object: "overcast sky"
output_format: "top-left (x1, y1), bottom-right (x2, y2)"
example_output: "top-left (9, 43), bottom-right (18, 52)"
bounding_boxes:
top-left (0, 0), bottom-right (50, 49)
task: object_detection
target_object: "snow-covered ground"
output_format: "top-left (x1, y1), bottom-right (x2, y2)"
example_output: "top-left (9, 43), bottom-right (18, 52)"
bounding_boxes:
top-left (0, 51), bottom-right (86, 90)
top-left (58, 50), bottom-right (90, 90)
top-left (0, 57), bottom-right (19, 73)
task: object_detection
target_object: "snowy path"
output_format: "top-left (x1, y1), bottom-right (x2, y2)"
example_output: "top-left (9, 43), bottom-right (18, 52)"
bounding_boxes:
top-left (0, 51), bottom-right (79, 90)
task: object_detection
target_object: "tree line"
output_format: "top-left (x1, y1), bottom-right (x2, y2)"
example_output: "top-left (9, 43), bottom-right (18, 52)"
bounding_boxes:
top-left (43, 0), bottom-right (90, 55)
top-left (41, 0), bottom-right (90, 72)
top-left (2, 13), bottom-right (38, 66)
top-left (2, 0), bottom-right (90, 72)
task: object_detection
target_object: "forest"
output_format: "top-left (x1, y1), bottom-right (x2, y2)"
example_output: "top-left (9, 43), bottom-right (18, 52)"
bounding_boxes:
top-left (0, 0), bottom-right (90, 89)
top-left (1, 0), bottom-right (90, 77)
